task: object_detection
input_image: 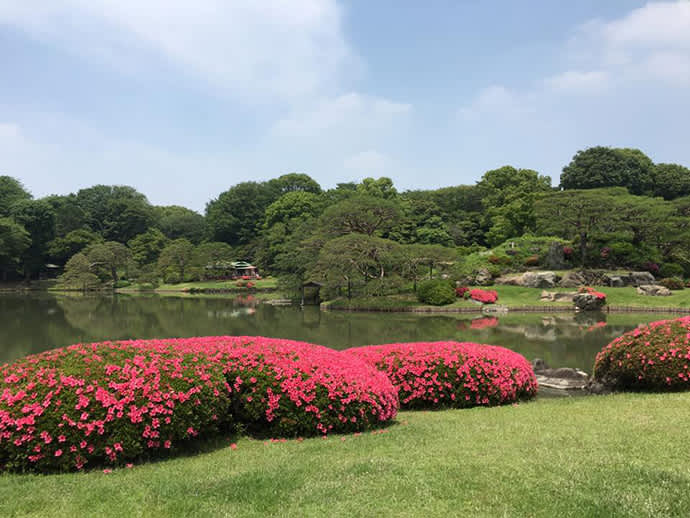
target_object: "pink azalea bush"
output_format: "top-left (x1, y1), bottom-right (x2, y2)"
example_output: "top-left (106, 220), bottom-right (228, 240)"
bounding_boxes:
top-left (469, 289), bottom-right (498, 304)
top-left (1, 336), bottom-right (398, 472)
top-left (594, 317), bottom-right (690, 391)
top-left (0, 341), bottom-right (230, 473)
top-left (167, 336), bottom-right (399, 437)
top-left (579, 286), bottom-right (606, 300)
top-left (346, 342), bottom-right (537, 410)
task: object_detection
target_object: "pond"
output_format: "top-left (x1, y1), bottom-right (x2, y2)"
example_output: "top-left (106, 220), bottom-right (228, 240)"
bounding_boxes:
top-left (0, 293), bottom-right (674, 372)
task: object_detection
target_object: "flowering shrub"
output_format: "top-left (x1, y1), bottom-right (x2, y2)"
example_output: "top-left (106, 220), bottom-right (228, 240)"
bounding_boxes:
top-left (578, 286), bottom-right (606, 300)
top-left (644, 262), bottom-right (660, 276)
top-left (594, 317), bottom-right (690, 391)
top-left (1, 336), bottom-right (399, 473)
top-left (563, 246), bottom-right (574, 258)
top-left (167, 337), bottom-right (398, 438)
top-left (455, 286), bottom-right (469, 298)
top-left (346, 342), bottom-right (537, 410)
top-left (0, 341), bottom-right (231, 473)
top-left (469, 289), bottom-right (498, 304)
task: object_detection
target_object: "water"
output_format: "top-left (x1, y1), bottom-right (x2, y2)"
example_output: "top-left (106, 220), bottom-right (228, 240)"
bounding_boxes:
top-left (0, 293), bottom-right (673, 372)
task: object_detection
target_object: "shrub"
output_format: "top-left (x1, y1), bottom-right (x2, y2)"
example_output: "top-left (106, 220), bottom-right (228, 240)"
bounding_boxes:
top-left (417, 280), bottom-right (456, 306)
top-left (0, 341), bottom-right (231, 473)
top-left (594, 317), bottom-right (690, 391)
top-left (523, 255), bottom-right (540, 267)
top-left (346, 342), bottom-right (537, 410)
top-left (659, 263), bottom-right (684, 279)
top-left (113, 280), bottom-right (131, 289)
top-left (455, 286), bottom-right (469, 298)
top-left (167, 337), bottom-right (398, 437)
top-left (469, 288), bottom-right (498, 304)
top-left (643, 262), bottom-right (660, 276)
top-left (660, 277), bottom-right (684, 291)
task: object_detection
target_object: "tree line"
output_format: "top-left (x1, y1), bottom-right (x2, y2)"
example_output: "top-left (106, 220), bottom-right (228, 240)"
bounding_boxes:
top-left (1, 145), bottom-right (690, 295)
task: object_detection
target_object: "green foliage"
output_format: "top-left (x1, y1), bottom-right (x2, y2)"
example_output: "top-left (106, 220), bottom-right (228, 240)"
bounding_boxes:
top-left (659, 277), bottom-right (684, 291)
top-left (319, 195), bottom-right (401, 237)
top-left (10, 199), bottom-right (56, 278)
top-left (154, 206), bottom-right (205, 244)
top-left (0, 217), bottom-right (31, 279)
top-left (416, 279), bottom-right (455, 306)
top-left (128, 228), bottom-right (168, 266)
top-left (356, 177), bottom-right (398, 199)
top-left (653, 163), bottom-right (690, 200)
top-left (158, 239), bottom-right (195, 283)
top-left (0, 176), bottom-right (32, 217)
top-left (87, 242), bottom-right (131, 283)
top-left (561, 146), bottom-right (654, 195)
top-left (59, 253), bottom-right (101, 291)
top-left (659, 263), bottom-right (684, 279)
top-left (48, 228), bottom-right (102, 265)
top-left (267, 172), bottom-right (322, 195)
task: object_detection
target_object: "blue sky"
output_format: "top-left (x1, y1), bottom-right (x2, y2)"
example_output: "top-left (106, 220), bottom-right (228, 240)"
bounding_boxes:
top-left (1, 0), bottom-right (689, 211)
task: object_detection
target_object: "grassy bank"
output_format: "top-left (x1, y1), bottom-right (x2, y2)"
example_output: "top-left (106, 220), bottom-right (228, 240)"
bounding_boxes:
top-left (1, 393), bottom-right (688, 517)
top-left (116, 277), bottom-right (280, 294)
top-left (326, 285), bottom-right (690, 312)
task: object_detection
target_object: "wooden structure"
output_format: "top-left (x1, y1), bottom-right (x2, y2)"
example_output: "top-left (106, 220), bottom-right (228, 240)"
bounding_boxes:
top-left (204, 261), bottom-right (260, 280)
top-left (301, 281), bottom-right (323, 306)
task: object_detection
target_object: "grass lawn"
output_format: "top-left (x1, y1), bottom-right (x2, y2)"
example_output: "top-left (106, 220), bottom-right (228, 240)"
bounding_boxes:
top-left (118, 277), bottom-right (280, 293)
top-left (327, 285), bottom-right (690, 312)
top-left (2, 393), bottom-right (689, 517)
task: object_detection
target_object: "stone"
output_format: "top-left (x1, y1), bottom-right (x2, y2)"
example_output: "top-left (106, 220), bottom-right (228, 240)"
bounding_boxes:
top-left (636, 284), bottom-right (672, 296)
top-left (559, 271), bottom-right (586, 288)
top-left (496, 271), bottom-right (560, 288)
top-left (603, 274), bottom-right (625, 287)
top-left (543, 242), bottom-right (570, 270)
top-left (573, 293), bottom-right (606, 311)
top-left (532, 358), bottom-right (590, 391)
top-left (474, 268), bottom-right (493, 286)
top-left (540, 290), bottom-right (576, 302)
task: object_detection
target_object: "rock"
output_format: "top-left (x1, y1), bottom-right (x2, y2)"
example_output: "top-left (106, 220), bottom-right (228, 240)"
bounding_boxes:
top-left (573, 293), bottom-right (606, 311)
top-left (482, 304), bottom-right (508, 314)
top-left (628, 271), bottom-right (656, 286)
top-left (496, 271), bottom-right (560, 289)
top-left (474, 268), bottom-right (493, 286)
top-left (532, 358), bottom-right (590, 391)
top-left (603, 274), bottom-right (625, 287)
top-left (559, 271), bottom-right (586, 288)
top-left (540, 290), bottom-right (576, 302)
top-left (543, 242), bottom-right (569, 270)
top-left (604, 271), bottom-right (656, 287)
top-left (636, 284), bottom-right (672, 296)
top-left (584, 379), bottom-right (613, 395)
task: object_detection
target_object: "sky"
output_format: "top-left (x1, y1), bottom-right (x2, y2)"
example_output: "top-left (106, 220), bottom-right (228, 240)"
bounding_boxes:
top-left (1, 0), bottom-right (690, 212)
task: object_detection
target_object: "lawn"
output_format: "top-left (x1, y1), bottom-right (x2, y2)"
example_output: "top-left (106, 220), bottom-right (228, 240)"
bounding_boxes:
top-left (2, 393), bottom-right (689, 517)
top-left (118, 277), bottom-right (280, 293)
top-left (327, 285), bottom-right (690, 312)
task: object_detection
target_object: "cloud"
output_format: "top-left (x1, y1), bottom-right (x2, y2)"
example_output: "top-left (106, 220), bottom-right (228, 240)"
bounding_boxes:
top-left (0, 0), bottom-right (353, 100)
top-left (543, 70), bottom-right (609, 94)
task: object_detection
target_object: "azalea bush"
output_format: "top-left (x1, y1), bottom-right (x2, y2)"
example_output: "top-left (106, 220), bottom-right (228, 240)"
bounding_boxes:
top-left (594, 317), bottom-right (690, 391)
top-left (346, 341), bottom-right (537, 410)
top-left (168, 336), bottom-right (399, 438)
top-left (469, 288), bottom-right (498, 304)
top-left (0, 341), bottom-right (231, 473)
top-left (579, 286), bottom-right (606, 300)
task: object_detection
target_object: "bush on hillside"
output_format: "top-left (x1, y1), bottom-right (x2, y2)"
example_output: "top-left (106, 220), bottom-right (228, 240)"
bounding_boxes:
top-left (659, 263), bottom-right (684, 279)
top-left (346, 341), bottom-right (537, 409)
top-left (469, 288), bottom-right (498, 304)
top-left (417, 280), bottom-right (456, 306)
top-left (659, 277), bottom-right (684, 291)
top-left (593, 317), bottom-right (690, 391)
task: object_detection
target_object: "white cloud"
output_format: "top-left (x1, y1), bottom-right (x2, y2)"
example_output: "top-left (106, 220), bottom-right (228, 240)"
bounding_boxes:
top-left (544, 70), bottom-right (609, 94)
top-left (0, 0), bottom-right (353, 100)
top-left (272, 93), bottom-right (410, 137)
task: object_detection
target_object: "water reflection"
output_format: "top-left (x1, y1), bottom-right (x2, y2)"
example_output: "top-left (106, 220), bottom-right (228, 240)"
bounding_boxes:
top-left (0, 293), bottom-right (673, 372)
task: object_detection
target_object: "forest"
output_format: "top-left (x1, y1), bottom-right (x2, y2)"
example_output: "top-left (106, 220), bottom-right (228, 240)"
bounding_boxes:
top-left (2, 145), bottom-right (690, 299)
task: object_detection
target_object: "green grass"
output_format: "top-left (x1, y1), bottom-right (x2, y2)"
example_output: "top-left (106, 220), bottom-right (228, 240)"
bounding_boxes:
top-left (2, 393), bottom-right (689, 517)
top-left (118, 277), bottom-right (279, 293)
top-left (327, 285), bottom-right (690, 312)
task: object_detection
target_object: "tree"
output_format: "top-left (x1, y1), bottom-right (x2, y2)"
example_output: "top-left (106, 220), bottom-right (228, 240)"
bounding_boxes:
top-left (128, 228), bottom-right (168, 266)
top-left (534, 188), bottom-right (627, 266)
top-left (158, 239), bottom-right (195, 283)
top-left (43, 194), bottom-right (87, 237)
top-left (193, 242), bottom-right (233, 273)
top-left (398, 243), bottom-right (457, 291)
top-left (75, 185), bottom-right (154, 240)
top-left (356, 177), bottom-right (398, 199)
top-left (48, 228), bottom-right (102, 265)
top-left (206, 182), bottom-right (278, 245)
top-left (319, 196), bottom-right (401, 237)
top-left (267, 173), bottom-right (321, 195)
top-left (560, 146), bottom-right (654, 195)
top-left (0, 217), bottom-right (30, 281)
top-left (263, 191), bottom-right (322, 229)
top-left (10, 199), bottom-right (56, 279)
top-left (652, 163), bottom-right (690, 200)
top-left (59, 253), bottom-right (100, 291)
top-left (154, 205), bottom-right (206, 244)
top-left (477, 166), bottom-right (552, 246)
top-left (87, 241), bottom-right (131, 284)
top-left (0, 176), bottom-right (32, 217)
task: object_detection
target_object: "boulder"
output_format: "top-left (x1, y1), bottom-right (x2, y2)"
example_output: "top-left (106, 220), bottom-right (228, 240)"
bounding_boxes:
top-left (540, 290), bottom-right (576, 302)
top-left (532, 358), bottom-right (590, 391)
top-left (559, 271), bottom-right (586, 288)
top-left (496, 271), bottom-right (560, 289)
top-left (636, 284), bottom-right (672, 297)
top-left (543, 242), bottom-right (569, 270)
top-left (603, 274), bottom-right (625, 287)
top-left (474, 268), bottom-right (493, 286)
top-left (628, 271), bottom-right (656, 286)
top-left (604, 271), bottom-right (656, 287)
top-left (573, 293), bottom-right (606, 311)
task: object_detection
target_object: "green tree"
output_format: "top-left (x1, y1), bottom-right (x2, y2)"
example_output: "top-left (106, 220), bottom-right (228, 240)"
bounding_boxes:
top-left (59, 253), bottom-right (100, 291)
top-left (43, 194), bottom-right (87, 237)
top-left (267, 173), bottom-right (322, 195)
top-left (652, 163), bottom-right (690, 200)
top-left (75, 185), bottom-right (154, 240)
top-left (356, 177), bottom-right (398, 199)
top-left (0, 176), bottom-right (32, 217)
top-left (154, 206), bottom-right (206, 244)
top-left (560, 146), bottom-right (654, 195)
top-left (10, 199), bottom-right (56, 279)
top-left (534, 188), bottom-right (627, 266)
top-left (206, 182), bottom-right (278, 245)
top-left (128, 228), bottom-right (168, 266)
top-left (87, 241), bottom-right (131, 284)
top-left (48, 228), bottom-right (102, 265)
top-left (158, 239), bottom-right (195, 283)
top-left (319, 196), bottom-right (402, 237)
top-left (0, 217), bottom-right (30, 281)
